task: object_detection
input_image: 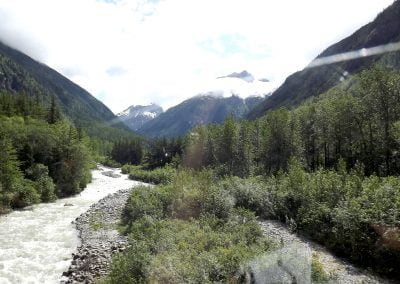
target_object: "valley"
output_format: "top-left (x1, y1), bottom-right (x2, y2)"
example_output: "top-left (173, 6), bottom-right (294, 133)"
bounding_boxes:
top-left (0, 0), bottom-right (400, 283)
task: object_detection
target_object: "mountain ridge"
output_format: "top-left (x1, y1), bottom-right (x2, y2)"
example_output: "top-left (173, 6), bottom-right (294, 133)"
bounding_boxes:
top-left (248, 0), bottom-right (400, 119)
top-left (0, 40), bottom-right (125, 129)
top-left (117, 103), bottom-right (163, 131)
top-left (137, 94), bottom-right (263, 137)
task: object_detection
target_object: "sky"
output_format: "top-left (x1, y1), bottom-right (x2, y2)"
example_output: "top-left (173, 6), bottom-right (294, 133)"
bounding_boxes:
top-left (0, 0), bottom-right (395, 113)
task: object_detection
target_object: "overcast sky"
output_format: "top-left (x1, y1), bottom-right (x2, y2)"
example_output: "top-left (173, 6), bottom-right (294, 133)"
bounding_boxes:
top-left (0, 0), bottom-right (395, 113)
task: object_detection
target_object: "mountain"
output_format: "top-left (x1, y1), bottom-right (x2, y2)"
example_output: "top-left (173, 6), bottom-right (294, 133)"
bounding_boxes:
top-left (248, 0), bottom-right (400, 119)
top-left (138, 94), bottom-right (263, 138)
top-left (217, 70), bottom-right (255, 83)
top-left (117, 103), bottom-right (163, 131)
top-left (0, 41), bottom-right (126, 131)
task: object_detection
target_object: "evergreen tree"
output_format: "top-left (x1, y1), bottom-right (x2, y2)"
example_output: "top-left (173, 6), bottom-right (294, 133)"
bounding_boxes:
top-left (47, 95), bottom-right (61, 124)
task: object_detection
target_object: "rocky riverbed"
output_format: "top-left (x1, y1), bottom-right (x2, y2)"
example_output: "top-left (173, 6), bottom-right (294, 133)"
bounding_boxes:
top-left (259, 220), bottom-right (394, 284)
top-left (61, 187), bottom-right (135, 283)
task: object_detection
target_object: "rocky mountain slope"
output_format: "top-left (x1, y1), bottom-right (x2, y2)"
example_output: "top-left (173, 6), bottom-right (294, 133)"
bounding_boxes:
top-left (117, 103), bottom-right (163, 131)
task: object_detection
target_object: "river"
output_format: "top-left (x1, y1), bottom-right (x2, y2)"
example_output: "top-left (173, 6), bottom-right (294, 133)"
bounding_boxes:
top-left (0, 166), bottom-right (139, 284)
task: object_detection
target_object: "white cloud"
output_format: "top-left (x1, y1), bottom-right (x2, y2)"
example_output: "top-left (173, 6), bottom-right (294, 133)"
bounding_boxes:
top-left (0, 0), bottom-right (395, 113)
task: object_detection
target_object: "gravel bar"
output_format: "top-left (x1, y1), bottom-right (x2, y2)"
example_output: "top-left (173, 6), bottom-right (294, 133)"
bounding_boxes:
top-left (60, 188), bottom-right (133, 283)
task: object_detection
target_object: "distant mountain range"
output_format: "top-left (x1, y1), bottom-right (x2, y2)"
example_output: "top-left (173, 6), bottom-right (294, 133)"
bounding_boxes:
top-left (137, 94), bottom-right (263, 138)
top-left (248, 0), bottom-right (400, 119)
top-left (117, 103), bottom-right (163, 131)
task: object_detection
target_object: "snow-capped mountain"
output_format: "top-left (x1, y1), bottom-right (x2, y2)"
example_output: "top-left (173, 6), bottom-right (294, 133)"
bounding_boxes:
top-left (120, 70), bottom-right (272, 136)
top-left (117, 103), bottom-right (163, 131)
top-left (138, 94), bottom-right (265, 137)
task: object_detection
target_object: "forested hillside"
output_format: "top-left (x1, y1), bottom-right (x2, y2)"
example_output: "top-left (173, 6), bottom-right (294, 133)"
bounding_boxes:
top-left (248, 0), bottom-right (400, 119)
top-left (0, 41), bottom-right (136, 141)
top-left (0, 92), bottom-right (93, 213)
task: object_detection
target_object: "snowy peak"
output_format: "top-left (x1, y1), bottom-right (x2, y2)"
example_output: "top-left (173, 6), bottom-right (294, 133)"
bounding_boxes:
top-left (117, 103), bottom-right (163, 131)
top-left (217, 70), bottom-right (255, 83)
top-left (138, 94), bottom-right (265, 138)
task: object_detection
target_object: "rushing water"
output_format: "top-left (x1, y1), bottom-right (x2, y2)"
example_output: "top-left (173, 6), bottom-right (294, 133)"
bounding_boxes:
top-left (0, 166), bottom-right (139, 284)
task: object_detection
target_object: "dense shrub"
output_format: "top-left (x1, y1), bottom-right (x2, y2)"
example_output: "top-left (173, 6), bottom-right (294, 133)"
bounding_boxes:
top-left (26, 164), bottom-right (56, 202)
top-left (105, 170), bottom-right (274, 283)
top-left (218, 176), bottom-right (276, 218)
top-left (101, 158), bottom-right (122, 169)
top-left (0, 114), bottom-right (93, 211)
top-left (10, 179), bottom-right (40, 208)
top-left (125, 165), bottom-right (176, 185)
top-left (108, 214), bottom-right (272, 284)
top-left (221, 160), bottom-right (400, 277)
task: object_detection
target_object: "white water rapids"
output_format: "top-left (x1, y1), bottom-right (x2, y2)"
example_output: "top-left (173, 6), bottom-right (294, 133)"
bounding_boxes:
top-left (0, 166), bottom-right (139, 284)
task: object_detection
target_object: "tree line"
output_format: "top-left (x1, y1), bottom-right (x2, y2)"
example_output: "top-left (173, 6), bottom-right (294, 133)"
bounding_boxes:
top-left (184, 65), bottom-right (400, 178)
top-left (0, 92), bottom-right (92, 213)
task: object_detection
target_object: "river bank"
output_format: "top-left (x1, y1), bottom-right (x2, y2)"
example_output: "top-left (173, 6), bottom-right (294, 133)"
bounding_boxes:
top-left (259, 220), bottom-right (394, 283)
top-left (61, 187), bottom-right (133, 283)
top-left (0, 166), bottom-right (138, 284)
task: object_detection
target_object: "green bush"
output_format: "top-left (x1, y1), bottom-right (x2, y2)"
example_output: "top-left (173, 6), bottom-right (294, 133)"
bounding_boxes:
top-left (26, 164), bottom-right (56, 202)
top-left (233, 162), bottom-right (400, 277)
top-left (311, 253), bottom-right (331, 282)
top-left (127, 166), bottom-right (176, 185)
top-left (120, 164), bottom-right (133, 174)
top-left (219, 176), bottom-right (276, 218)
top-left (122, 185), bottom-right (171, 229)
top-left (10, 179), bottom-right (40, 208)
top-left (107, 214), bottom-right (273, 284)
top-left (102, 158), bottom-right (122, 168)
top-left (106, 170), bottom-right (274, 283)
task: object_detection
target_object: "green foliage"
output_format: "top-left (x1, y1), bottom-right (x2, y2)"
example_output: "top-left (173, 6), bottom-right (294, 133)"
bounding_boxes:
top-left (110, 216), bottom-right (271, 284)
top-left (218, 176), bottom-right (276, 219)
top-left (218, 163), bottom-right (400, 277)
top-left (143, 137), bottom-right (184, 169)
top-left (101, 158), bottom-right (122, 168)
top-left (111, 139), bottom-right (143, 165)
top-left (105, 170), bottom-right (274, 283)
top-left (26, 164), bottom-right (56, 202)
top-left (10, 179), bottom-right (40, 208)
top-left (122, 186), bottom-right (171, 228)
top-left (311, 253), bottom-right (331, 282)
top-left (0, 136), bottom-right (22, 193)
top-left (0, 93), bottom-right (94, 211)
top-left (47, 95), bottom-right (62, 124)
top-left (125, 165), bottom-right (176, 185)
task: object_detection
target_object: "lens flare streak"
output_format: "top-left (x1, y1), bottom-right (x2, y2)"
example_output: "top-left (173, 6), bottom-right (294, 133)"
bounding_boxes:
top-left (307, 41), bottom-right (400, 68)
